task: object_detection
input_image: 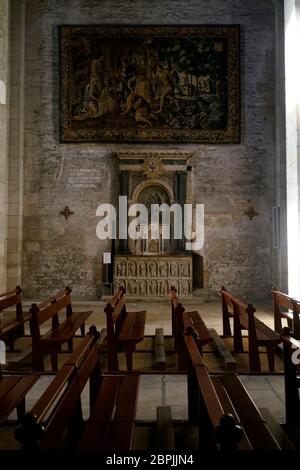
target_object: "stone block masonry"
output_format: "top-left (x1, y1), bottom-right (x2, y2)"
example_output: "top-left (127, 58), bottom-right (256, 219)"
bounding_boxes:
top-left (19, 0), bottom-right (280, 299)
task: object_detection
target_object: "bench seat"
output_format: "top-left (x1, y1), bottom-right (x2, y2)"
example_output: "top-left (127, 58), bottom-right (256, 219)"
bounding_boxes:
top-left (105, 287), bottom-right (146, 371)
top-left (30, 287), bottom-right (93, 371)
top-left (41, 311), bottom-right (93, 345)
top-left (0, 374), bottom-right (39, 424)
top-left (0, 313), bottom-right (31, 338)
top-left (239, 315), bottom-right (280, 343)
top-left (117, 311), bottom-right (146, 344)
top-left (0, 287), bottom-right (29, 350)
top-left (272, 288), bottom-right (300, 339)
top-left (220, 287), bottom-right (280, 372)
top-left (211, 375), bottom-right (280, 450)
top-left (184, 330), bottom-right (281, 450)
top-left (79, 375), bottom-right (140, 450)
top-left (183, 310), bottom-right (213, 350)
top-left (15, 327), bottom-right (104, 449)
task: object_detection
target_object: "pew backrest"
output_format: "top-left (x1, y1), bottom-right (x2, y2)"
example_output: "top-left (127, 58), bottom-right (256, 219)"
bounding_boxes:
top-left (15, 326), bottom-right (105, 449)
top-left (272, 288), bottom-right (300, 339)
top-left (184, 327), bottom-right (281, 450)
top-left (0, 286), bottom-right (29, 345)
top-left (220, 287), bottom-right (280, 372)
top-left (104, 286), bottom-right (146, 371)
top-left (29, 286), bottom-right (93, 371)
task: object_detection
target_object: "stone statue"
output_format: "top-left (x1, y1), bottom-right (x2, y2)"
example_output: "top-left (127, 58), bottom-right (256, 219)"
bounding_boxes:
top-left (180, 262), bottom-right (189, 277)
top-left (139, 280), bottom-right (146, 295)
top-left (160, 280), bottom-right (168, 295)
top-left (159, 262), bottom-right (168, 277)
top-left (180, 280), bottom-right (189, 296)
top-left (138, 261), bottom-right (146, 277)
top-left (128, 260), bottom-right (136, 277)
top-left (128, 279), bottom-right (137, 295)
top-left (119, 261), bottom-right (126, 277)
top-left (148, 261), bottom-right (156, 277)
top-left (148, 279), bottom-right (157, 295)
top-left (170, 262), bottom-right (178, 277)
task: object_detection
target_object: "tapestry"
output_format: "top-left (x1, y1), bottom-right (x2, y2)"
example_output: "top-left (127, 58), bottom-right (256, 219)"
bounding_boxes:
top-left (59, 25), bottom-right (240, 143)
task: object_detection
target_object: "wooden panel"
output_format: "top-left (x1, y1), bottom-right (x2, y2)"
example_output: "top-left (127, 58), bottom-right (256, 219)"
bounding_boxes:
top-left (42, 311), bottom-right (92, 343)
top-left (113, 376), bottom-right (139, 421)
top-left (0, 294), bottom-right (19, 311)
top-left (0, 377), bottom-right (20, 402)
top-left (183, 334), bottom-right (206, 367)
top-left (211, 376), bottom-right (252, 450)
top-left (242, 422), bottom-right (281, 450)
top-left (37, 290), bottom-right (67, 309)
top-left (0, 375), bottom-right (39, 423)
top-left (63, 333), bottom-right (96, 368)
top-left (272, 290), bottom-right (294, 310)
top-left (187, 311), bottom-right (213, 345)
top-left (220, 375), bottom-right (265, 425)
top-left (37, 296), bottom-right (69, 325)
top-left (194, 366), bottom-right (224, 429)
top-left (88, 376), bottom-right (121, 423)
top-left (39, 374), bottom-right (83, 448)
top-left (79, 422), bottom-right (110, 450)
top-left (105, 421), bottom-right (135, 450)
top-left (30, 366), bottom-right (75, 422)
top-left (79, 376), bottom-right (123, 450)
top-left (117, 311), bottom-right (146, 343)
top-left (254, 318), bottom-right (281, 343)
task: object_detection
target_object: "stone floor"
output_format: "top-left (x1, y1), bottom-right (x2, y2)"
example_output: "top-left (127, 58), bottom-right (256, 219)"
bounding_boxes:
top-left (0, 296), bottom-right (288, 449)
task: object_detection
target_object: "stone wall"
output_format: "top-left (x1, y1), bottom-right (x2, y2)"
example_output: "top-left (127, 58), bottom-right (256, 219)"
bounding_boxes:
top-left (0, 0), bottom-right (9, 293)
top-left (21, 0), bottom-right (282, 299)
top-left (6, 0), bottom-right (25, 291)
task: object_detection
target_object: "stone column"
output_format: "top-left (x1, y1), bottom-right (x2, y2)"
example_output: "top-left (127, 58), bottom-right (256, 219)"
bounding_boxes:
top-left (6, 0), bottom-right (25, 290)
top-left (0, 0), bottom-right (10, 293)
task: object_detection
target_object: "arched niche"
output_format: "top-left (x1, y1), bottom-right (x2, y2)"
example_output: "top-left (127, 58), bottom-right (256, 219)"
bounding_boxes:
top-left (129, 178), bottom-right (176, 205)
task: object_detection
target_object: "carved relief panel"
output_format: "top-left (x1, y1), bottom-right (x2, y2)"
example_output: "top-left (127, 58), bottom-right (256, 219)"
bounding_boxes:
top-left (114, 255), bottom-right (192, 296)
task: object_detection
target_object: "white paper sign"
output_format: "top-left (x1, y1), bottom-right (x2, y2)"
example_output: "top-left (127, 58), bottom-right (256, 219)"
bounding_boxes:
top-left (103, 252), bottom-right (111, 264)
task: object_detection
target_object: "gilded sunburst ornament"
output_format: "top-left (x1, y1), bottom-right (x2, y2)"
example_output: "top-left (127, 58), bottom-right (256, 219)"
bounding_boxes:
top-left (142, 155), bottom-right (165, 179)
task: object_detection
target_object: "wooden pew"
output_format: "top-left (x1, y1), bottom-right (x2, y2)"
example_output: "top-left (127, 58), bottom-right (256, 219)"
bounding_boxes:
top-left (272, 287), bottom-right (300, 339)
top-left (104, 286), bottom-right (146, 371)
top-left (220, 287), bottom-right (281, 372)
top-left (15, 326), bottom-right (105, 449)
top-left (184, 327), bottom-right (281, 450)
top-left (0, 286), bottom-right (30, 351)
top-left (171, 291), bottom-right (212, 370)
top-left (79, 374), bottom-right (140, 450)
top-left (29, 286), bottom-right (93, 371)
top-left (0, 367), bottom-right (39, 425)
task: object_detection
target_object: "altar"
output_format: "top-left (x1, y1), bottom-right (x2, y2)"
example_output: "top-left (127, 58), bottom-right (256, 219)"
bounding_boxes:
top-left (112, 150), bottom-right (195, 297)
